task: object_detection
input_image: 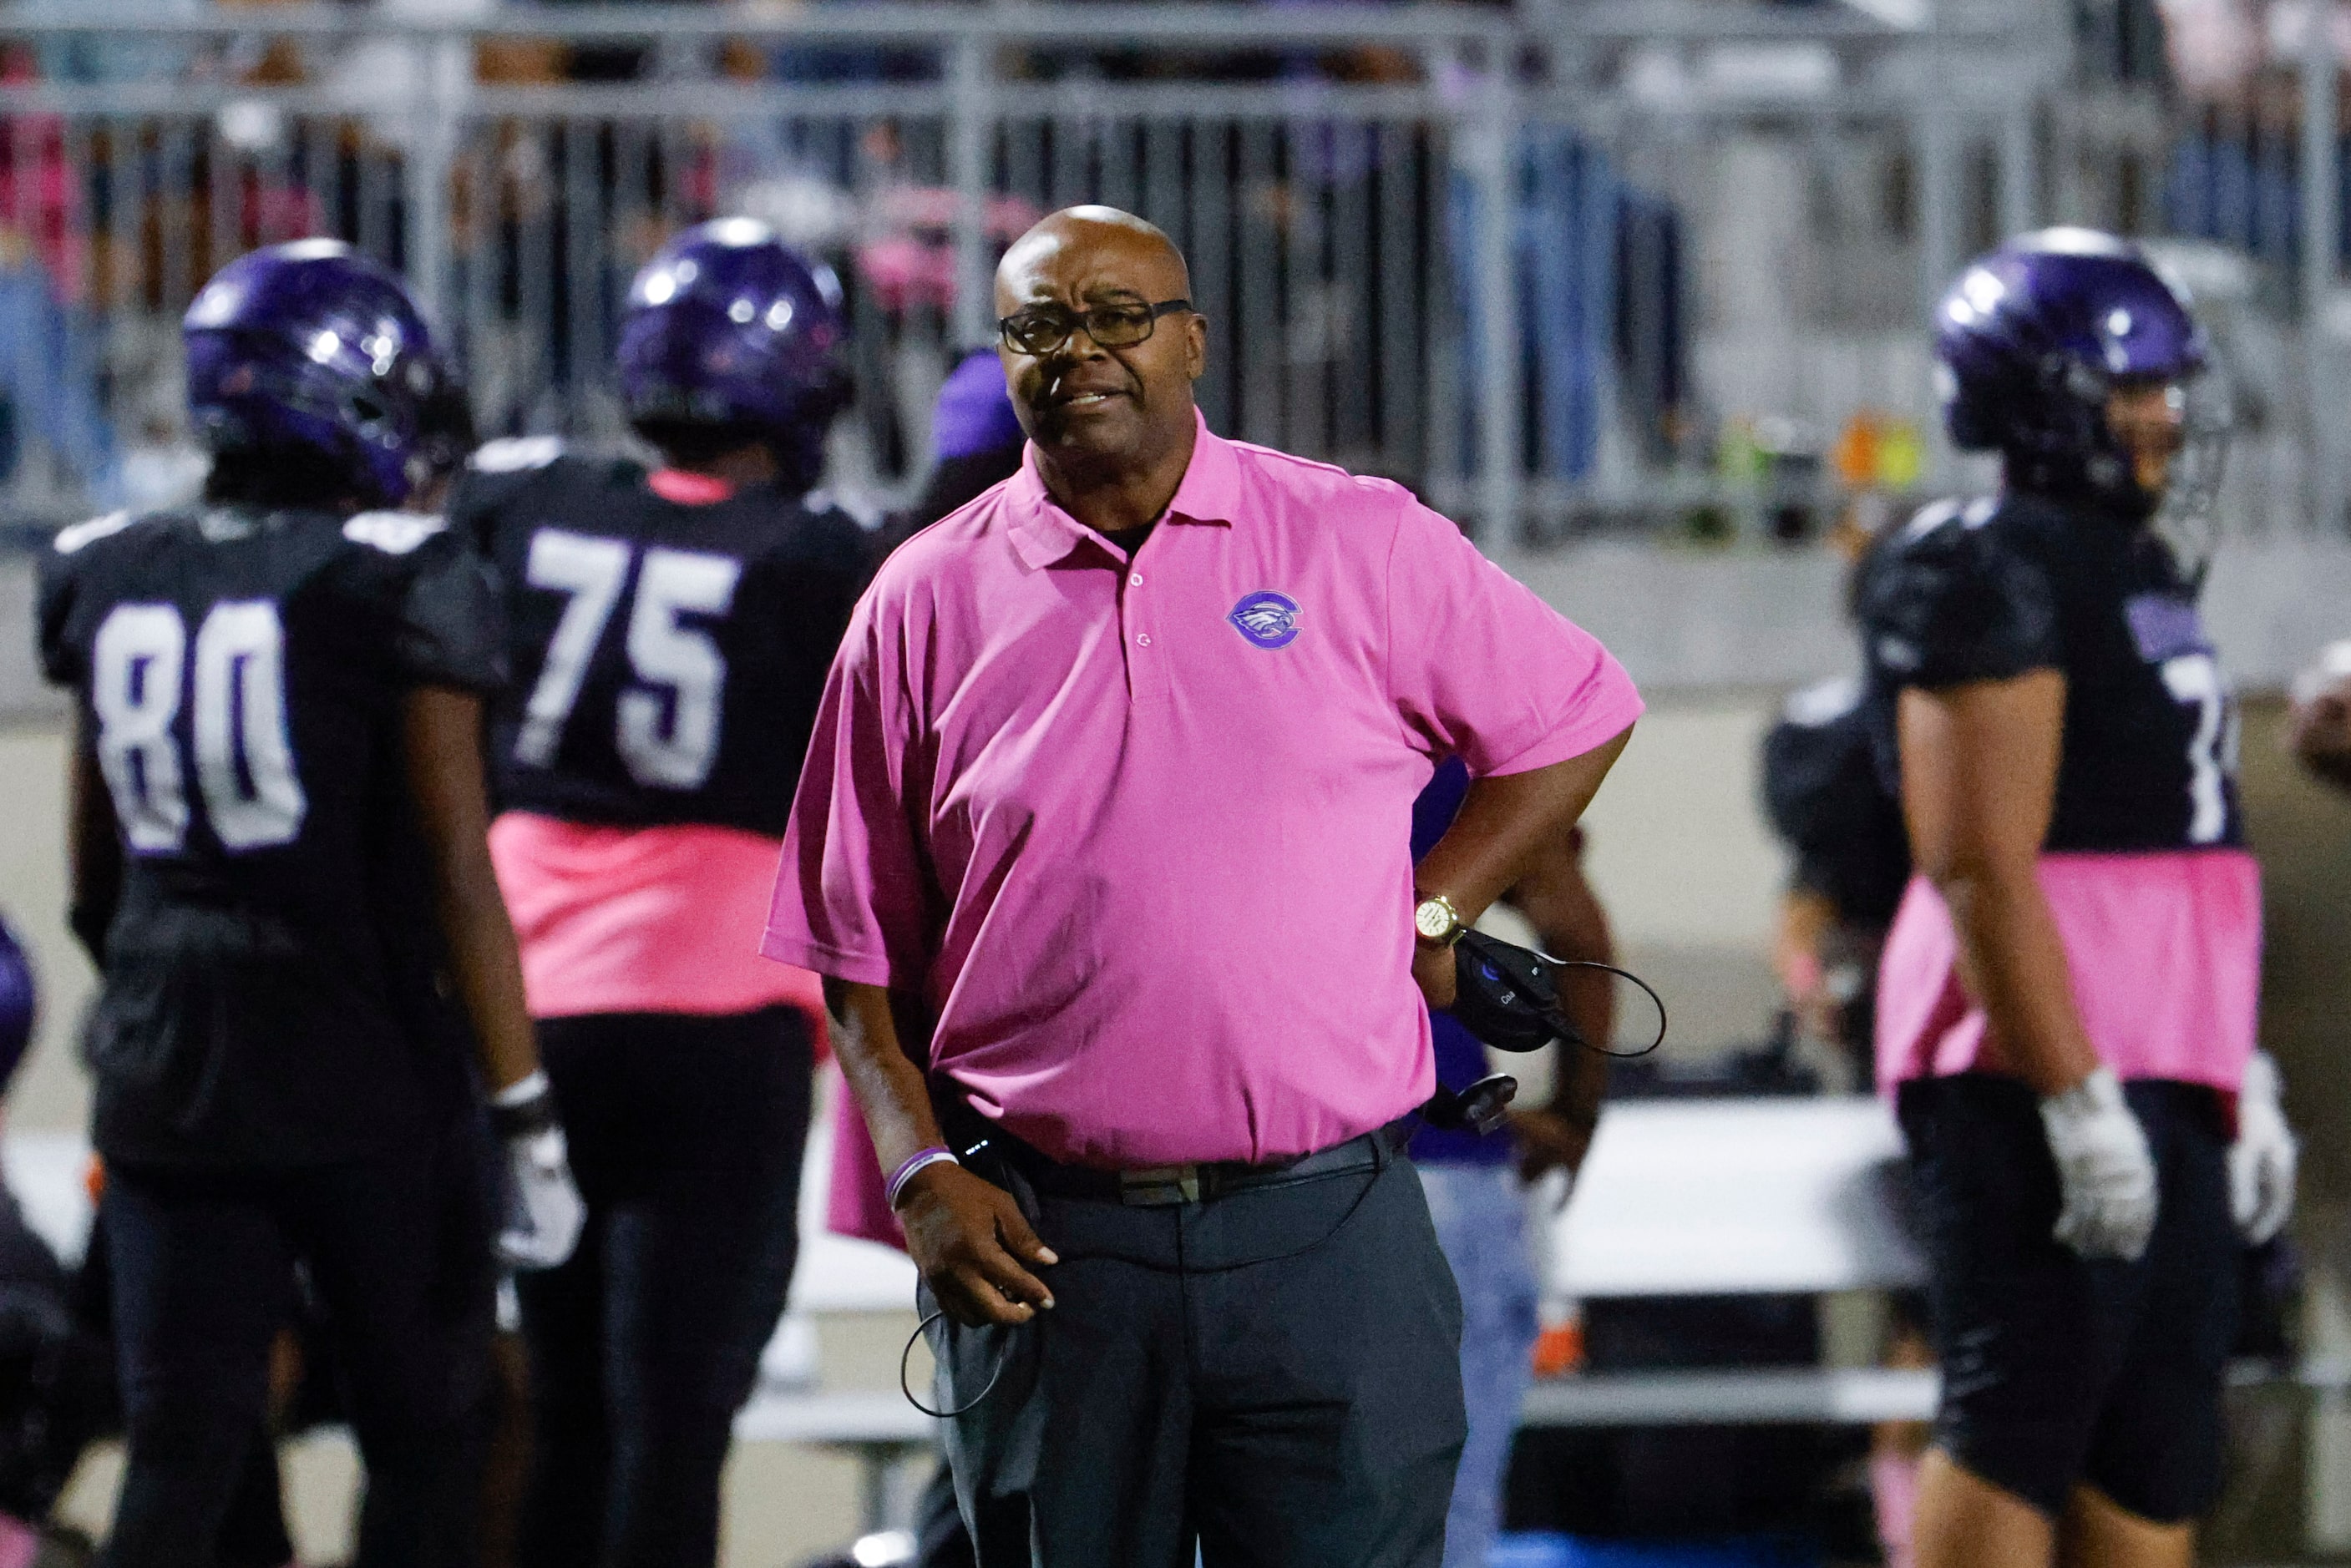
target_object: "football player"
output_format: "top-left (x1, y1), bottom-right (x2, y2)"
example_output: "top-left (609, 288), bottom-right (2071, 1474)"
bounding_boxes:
top-left (37, 240), bottom-right (585, 1568)
top-left (451, 218), bottom-right (865, 1568)
top-left (2288, 639), bottom-right (2351, 791)
top-left (1860, 228), bottom-right (2296, 1568)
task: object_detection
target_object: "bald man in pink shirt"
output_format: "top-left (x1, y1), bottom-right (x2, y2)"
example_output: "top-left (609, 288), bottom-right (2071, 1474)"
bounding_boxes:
top-left (763, 207), bottom-right (1640, 1568)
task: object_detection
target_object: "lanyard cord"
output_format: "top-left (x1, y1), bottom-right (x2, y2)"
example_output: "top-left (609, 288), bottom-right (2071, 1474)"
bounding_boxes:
top-left (1553, 959), bottom-right (1670, 1060)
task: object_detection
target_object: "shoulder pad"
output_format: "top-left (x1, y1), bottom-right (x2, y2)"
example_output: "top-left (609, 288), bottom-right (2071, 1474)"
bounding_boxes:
top-left (1890, 494), bottom-right (1998, 550)
top-left (343, 511), bottom-right (449, 555)
top-left (51, 509), bottom-right (140, 556)
top-left (803, 487), bottom-right (884, 532)
top-left (469, 436), bottom-right (565, 474)
top-left (1862, 495), bottom-right (2057, 686)
top-left (1781, 674), bottom-right (1864, 729)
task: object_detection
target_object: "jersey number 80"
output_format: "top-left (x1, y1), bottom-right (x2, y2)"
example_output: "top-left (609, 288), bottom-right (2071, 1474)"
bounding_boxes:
top-left (90, 600), bottom-right (307, 855)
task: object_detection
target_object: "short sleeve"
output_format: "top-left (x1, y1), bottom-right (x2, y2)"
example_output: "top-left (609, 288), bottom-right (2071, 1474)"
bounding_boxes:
top-left (1760, 680), bottom-right (1913, 923)
top-left (1760, 678), bottom-right (1868, 852)
top-left (1384, 493), bottom-right (1642, 776)
top-left (394, 531), bottom-right (509, 693)
top-left (441, 465), bottom-right (499, 557)
top-left (1858, 502), bottom-right (2060, 690)
top-left (35, 535), bottom-right (85, 688)
top-left (443, 441), bottom-right (568, 558)
top-left (762, 589), bottom-right (932, 989)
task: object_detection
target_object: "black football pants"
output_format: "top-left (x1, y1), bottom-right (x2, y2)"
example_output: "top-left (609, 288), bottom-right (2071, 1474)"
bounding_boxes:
top-left (514, 1007), bottom-right (813, 1568)
top-left (928, 1136), bottom-right (1467, 1568)
top-left (98, 1115), bottom-right (497, 1568)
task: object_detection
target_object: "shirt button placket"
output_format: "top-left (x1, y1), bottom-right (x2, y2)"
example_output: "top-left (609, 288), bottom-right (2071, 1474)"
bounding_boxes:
top-left (1120, 560), bottom-right (1163, 702)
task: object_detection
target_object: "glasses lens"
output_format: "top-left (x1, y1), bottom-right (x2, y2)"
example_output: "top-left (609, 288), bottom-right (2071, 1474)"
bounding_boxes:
top-left (1003, 311), bottom-right (1071, 354)
top-left (1085, 306), bottom-right (1156, 347)
top-left (1002, 304), bottom-right (1162, 353)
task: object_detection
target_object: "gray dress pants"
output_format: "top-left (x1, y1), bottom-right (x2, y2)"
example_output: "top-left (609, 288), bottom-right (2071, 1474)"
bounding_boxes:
top-left (923, 1139), bottom-right (1467, 1568)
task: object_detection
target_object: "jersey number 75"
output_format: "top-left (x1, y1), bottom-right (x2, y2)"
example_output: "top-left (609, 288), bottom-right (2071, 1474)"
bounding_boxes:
top-left (514, 529), bottom-right (742, 791)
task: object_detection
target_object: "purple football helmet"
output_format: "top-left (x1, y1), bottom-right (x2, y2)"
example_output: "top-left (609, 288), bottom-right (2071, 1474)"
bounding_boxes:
top-left (184, 240), bottom-right (462, 508)
top-left (617, 219), bottom-right (848, 467)
top-left (1934, 227), bottom-right (2216, 517)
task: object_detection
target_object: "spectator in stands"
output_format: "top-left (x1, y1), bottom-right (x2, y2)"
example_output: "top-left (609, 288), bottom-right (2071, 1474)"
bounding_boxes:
top-left (20, 0), bottom-right (196, 88)
top-left (768, 205), bottom-right (1639, 1565)
top-left (2151, 0), bottom-right (2264, 104)
top-left (0, 48), bottom-right (116, 504)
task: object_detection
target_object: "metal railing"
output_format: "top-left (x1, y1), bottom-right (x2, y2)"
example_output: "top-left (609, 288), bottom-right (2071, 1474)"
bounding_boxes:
top-left (0, 3), bottom-right (2337, 547)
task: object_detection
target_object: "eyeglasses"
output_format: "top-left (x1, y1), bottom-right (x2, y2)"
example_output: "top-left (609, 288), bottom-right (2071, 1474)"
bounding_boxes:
top-left (997, 298), bottom-right (1193, 357)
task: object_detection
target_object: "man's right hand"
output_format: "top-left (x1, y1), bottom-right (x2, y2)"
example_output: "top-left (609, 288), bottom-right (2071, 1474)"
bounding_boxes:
top-left (899, 1161), bottom-right (1060, 1327)
top-left (2037, 1065), bottom-right (2157, 1262)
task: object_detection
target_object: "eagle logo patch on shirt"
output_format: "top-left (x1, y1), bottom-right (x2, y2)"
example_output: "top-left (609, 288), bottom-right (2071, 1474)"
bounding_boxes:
top-left (1228, 590), bottom-right (1301, 649)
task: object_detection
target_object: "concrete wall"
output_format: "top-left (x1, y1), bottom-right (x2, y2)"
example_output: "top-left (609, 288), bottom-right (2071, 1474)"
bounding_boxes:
top-left (1517, 534), bottom-right (2351, 695)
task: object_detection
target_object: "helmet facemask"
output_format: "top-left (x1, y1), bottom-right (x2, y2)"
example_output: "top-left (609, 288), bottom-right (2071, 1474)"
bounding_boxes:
top-left (2146, 367), bottom-right (2232, 589)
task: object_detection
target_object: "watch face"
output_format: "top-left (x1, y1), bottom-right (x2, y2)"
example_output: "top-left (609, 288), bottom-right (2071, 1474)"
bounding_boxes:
top-left (1415, 898), bottom-right (1455, 942)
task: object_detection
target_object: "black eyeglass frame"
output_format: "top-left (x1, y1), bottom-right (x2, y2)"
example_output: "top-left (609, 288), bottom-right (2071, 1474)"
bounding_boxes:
top-left (996, 297), bottom-right (1194, 356)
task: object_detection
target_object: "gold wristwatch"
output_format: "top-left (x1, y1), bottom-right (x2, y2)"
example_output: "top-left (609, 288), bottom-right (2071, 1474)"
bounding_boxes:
top-left (1413, 892), bottom-right (1467, 948)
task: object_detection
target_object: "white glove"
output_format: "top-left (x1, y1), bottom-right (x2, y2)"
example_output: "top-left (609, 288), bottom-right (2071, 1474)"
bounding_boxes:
top-left (2228, 1052), bottom-right (2298, 1244)
top-left (2039, 1066), bottom-right (2157, 1262)
top-left (492, 1074), bottom-right (587, 1271)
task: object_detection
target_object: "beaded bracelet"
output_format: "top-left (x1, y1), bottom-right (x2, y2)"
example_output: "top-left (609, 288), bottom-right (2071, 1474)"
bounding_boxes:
top-left (887, 1146), bottom-right (960, 1211)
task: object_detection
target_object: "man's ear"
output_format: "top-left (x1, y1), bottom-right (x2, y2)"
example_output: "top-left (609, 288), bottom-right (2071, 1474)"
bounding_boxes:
top-left (1185, 311), bottom-right (1208, 382)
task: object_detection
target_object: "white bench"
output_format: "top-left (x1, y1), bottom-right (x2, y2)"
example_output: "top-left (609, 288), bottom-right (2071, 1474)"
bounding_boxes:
top-left (1522, 1095), bottom-right (1929, 1431)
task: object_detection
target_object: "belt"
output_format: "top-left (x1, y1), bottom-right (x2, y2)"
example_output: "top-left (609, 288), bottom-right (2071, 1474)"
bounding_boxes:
top-left (941, 1100), bottom-right (1412, 1208)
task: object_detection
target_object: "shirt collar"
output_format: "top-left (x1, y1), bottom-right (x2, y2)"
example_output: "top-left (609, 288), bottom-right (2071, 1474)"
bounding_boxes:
top-left (1003, 408), bottom-right (1239, 571)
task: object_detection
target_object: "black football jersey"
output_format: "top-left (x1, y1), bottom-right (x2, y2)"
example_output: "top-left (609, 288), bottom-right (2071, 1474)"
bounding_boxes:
top-left (1761, 676), bottom-right (1913, 927)
top-left (451, 443), bottom-right (869, 837)
top-left (1857, 493), bottom-right (2242, 853)
top-left (38, 504), bottom-right (506, 1166)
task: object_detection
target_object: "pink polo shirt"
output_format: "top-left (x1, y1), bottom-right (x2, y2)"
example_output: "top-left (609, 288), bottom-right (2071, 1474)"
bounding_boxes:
top-left (762, 412), bottom-right (1642, 1167)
